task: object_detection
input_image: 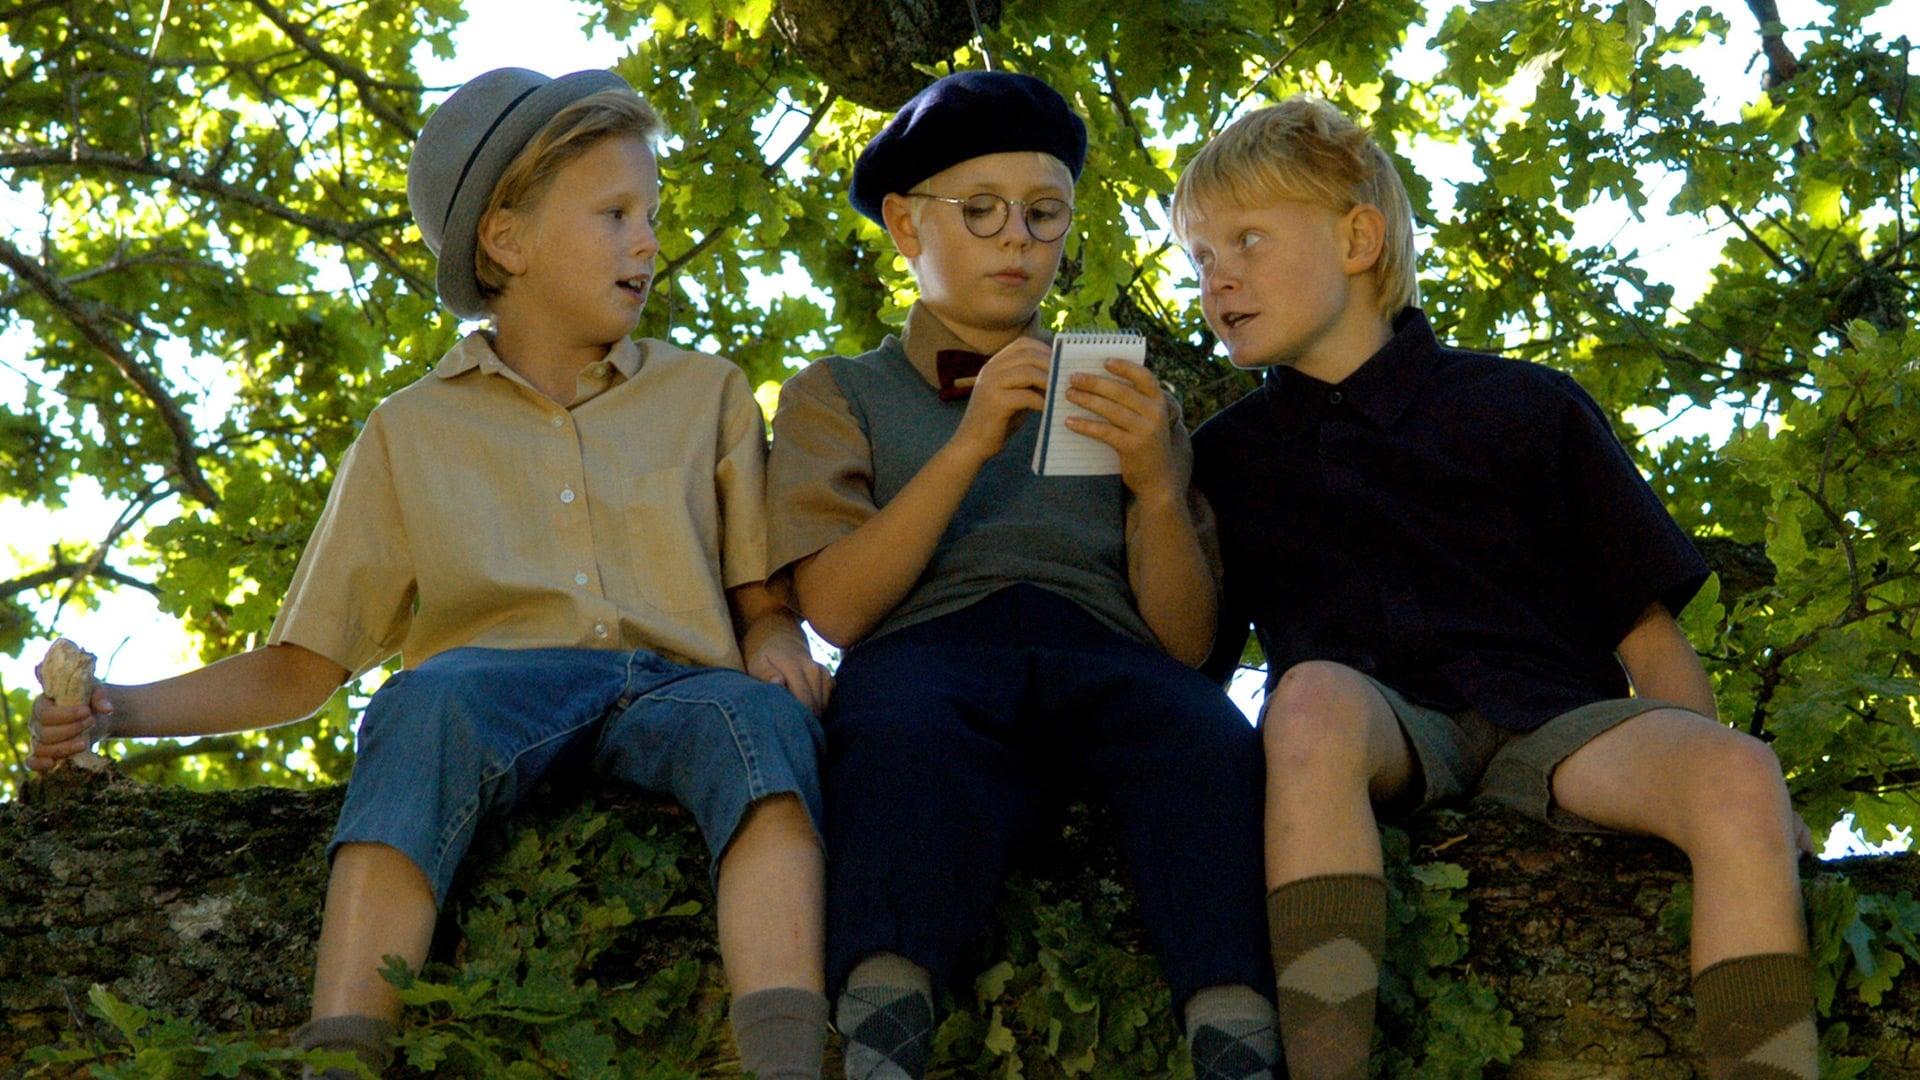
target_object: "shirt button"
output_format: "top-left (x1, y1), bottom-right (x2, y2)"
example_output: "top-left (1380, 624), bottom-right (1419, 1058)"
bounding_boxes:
top-left (1328, 391), bottom-right (1344, 404)
top-left (574, 571), bottom-right (590, 586)
top-left (560, 487), bottom-right (575, 504)
top-left (594, 622), bottom-right (609, 638)
top-left (551, 415), bottom-right (564, 428)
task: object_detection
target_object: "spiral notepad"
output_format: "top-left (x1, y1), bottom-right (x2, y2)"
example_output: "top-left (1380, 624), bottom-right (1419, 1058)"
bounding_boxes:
top-left (1030, 330), bottom-right (1147, 476)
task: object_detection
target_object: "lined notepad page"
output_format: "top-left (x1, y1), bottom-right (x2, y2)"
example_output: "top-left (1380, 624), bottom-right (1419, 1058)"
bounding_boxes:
top-left (1031, 330), bottom-right (1147, 476)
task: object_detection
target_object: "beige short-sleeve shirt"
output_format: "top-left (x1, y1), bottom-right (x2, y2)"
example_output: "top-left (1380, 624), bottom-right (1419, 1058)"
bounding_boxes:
top-left (765, 301), bottom-right (1221, 588)
top-left (269, 332), bottom-right (767, 677)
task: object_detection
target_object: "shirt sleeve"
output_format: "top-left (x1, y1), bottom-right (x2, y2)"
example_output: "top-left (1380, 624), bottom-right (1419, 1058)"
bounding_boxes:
top-left (1550, 374), bottom-right (1710, 644)
top-left (267, 412), bottom-right (416, 678)
top-left (765, 361), bottom-right (878, 582)
top-left (714, 366), bottom-right (772, 590)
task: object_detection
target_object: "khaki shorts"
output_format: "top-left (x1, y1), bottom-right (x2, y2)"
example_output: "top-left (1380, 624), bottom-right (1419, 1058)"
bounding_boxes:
top-left (1365, 676), bottom-right (1687, 834)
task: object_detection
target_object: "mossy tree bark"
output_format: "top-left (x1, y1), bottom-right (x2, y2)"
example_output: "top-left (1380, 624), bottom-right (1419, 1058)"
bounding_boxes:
top-left (2, 773), bottom-right (1914, 1077)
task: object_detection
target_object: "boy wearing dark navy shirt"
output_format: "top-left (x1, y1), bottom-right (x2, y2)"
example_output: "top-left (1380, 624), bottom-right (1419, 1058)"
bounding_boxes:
top-left (1176, 97), bottom-right (1816, 1080)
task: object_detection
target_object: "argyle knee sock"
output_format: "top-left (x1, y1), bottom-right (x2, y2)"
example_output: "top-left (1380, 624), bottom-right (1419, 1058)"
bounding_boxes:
top-left (1184, 983), bottom-right (1279, 1080)
top-left (732, 986), bottom-right (830, 1079)
top-left (293, 1014), bottom-right (395, 1080)
top-left (836, 953), bottom-right (935, 1080)
top-left (1267, 874), bottom-right (1385, 1080)
top-left (1694, 953), bottom-right (1818, 1079)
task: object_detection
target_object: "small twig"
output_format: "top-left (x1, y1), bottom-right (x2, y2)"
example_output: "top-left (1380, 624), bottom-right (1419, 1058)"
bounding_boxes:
top-left (0, 674), bottom-right (30, 783)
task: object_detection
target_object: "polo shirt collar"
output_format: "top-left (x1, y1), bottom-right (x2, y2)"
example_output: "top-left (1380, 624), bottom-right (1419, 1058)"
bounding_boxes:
top-left (432, 332), bottom-right (646, 382)
top-left (898, 301), bottom-right (1050, 390)
top-left (1262, 307), bottom-right (1437, 430)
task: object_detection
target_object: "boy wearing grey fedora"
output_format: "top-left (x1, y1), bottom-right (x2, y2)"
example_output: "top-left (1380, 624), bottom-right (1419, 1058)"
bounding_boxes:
top-left (765, 70), bottom-right (1276, 1080)
top-left (29, 68), bottom-right (832, 1078)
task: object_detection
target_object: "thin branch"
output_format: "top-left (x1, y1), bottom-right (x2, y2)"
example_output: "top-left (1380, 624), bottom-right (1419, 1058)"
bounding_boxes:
top-left (0, 674), bottom-right (29, 781)
top-left (658, 90), bottom-right (839, 285)
top-left (0, 561), bottom-right (159, 598)
top-left (114, 733), bottom-right (258, 773)
top-left (52, 482), bottom-right (171, 621)
top-left (1214, 0), bottom-right (1354, 134)
top-left (243, 0), bottom-right (418, 138)
top-left (1716, 201), bottom-right (1801, 276)
top-left (0, 147), bottom-right (424, 293)
top-left (1793, 480), bottom-right (1866, 619)
top-left (0, 234), bottom-right (220, 507)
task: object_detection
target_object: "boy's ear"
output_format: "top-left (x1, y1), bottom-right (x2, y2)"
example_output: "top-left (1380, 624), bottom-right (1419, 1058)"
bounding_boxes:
top-left (1339, 204), bottom-right (1387, 277)
top-left (880, 193), bottom-right (923, 259)
top-left (478, 206), bottom-right (530, 277)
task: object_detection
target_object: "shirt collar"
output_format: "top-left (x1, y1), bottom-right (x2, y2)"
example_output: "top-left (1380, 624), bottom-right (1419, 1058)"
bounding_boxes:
top-left (1262, 307), bottom-right (1437, 430)
top-left (431, 332), bottom-right (646, 386)
top-left (898, 301), bottom-right (1050, 390)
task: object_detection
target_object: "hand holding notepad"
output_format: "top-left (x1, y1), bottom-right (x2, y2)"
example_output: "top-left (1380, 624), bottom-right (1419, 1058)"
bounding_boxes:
top-left (1031, 330), bottom-right (1148, 476)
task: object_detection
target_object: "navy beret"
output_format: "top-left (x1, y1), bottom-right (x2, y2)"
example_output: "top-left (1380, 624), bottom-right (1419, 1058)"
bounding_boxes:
top-left (849, 70), bottom-right (1088, 224)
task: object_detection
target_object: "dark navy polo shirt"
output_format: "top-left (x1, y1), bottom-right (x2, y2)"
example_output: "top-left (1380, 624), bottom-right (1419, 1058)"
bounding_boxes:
top-left (1193, 307), bottom-right (1709, 731)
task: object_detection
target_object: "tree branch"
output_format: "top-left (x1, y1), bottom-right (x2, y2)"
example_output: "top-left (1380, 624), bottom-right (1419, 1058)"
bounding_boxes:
top-left (243, 0), bottom-right (418, 138)
top-left (0, 561), bottom-right (159, 599)
top-left (1742, 0), bottom-right (1800, 89)
top-left (0, 147), bottom-right (424, 294)
top-left (0, 234), bottom-right (220, 507)
top-left (113, 733), bottom-right (259, 773)
top-left (1215, 0), bottom-right (1354, 133)
top-left (658, 90), bottom-right (839, 285)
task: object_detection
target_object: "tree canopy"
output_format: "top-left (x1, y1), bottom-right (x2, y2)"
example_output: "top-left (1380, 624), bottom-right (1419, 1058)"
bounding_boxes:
top-left (1, 0), bottom-right (1916, 853)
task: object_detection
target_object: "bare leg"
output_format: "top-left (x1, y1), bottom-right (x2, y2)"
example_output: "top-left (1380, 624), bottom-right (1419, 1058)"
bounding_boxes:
top-left (715, 794), bottom-right (825, 994)
top-left (1262, 662), bottom-right (1416, 886)
top-left (309, 842), bottom-right (438, 1023)
top-left (1260, 662), bottom-right (1416, 1080)
top-left (1549, 708), bottom-right (1806, 970)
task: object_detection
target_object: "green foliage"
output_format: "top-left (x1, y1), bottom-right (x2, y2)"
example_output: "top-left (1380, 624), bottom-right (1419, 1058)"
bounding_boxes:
top-left (23, 984), bottom-right (371, 1079)
top-left (379, 795), bottom-right (732, 1078)
top-left (1802, 876), bottom-right (1920, 1075)
top-left (1375, 822), bottom-right (1524, 1078)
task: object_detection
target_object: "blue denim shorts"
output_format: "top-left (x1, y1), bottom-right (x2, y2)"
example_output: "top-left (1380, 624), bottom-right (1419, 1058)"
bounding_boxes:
top-left (330, 646), bottom-right (825, 905)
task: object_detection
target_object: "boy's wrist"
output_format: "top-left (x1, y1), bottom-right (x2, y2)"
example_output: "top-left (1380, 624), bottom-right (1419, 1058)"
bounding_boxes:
top-left (934, 435), bottom-right (993, 475)
top-left (1128, 480), bottom-right (1187, 519)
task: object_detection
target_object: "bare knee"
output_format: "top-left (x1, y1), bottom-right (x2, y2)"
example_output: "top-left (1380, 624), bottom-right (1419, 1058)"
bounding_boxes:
top-left (1672, 732), bottom-right (1796, 856)
top-left (1261, 662), bottom-right (1378, 784)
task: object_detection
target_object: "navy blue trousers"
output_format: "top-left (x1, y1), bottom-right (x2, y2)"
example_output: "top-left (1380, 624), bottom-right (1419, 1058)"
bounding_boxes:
top-left (823, 585), bottom-right (1272, 1011)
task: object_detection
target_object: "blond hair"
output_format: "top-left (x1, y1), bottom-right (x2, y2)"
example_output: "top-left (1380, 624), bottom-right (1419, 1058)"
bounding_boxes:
top-left (1171, 97), bottom-right (1418, 315)
top-left (474, 89), bottom-right (665, 299)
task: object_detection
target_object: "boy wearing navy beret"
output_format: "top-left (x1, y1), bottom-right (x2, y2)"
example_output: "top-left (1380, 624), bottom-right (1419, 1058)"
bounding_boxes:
top-left (766, 71), bottom-right (1276, 1079)
top-left (1178, 97), bottom-right (1816, 1079)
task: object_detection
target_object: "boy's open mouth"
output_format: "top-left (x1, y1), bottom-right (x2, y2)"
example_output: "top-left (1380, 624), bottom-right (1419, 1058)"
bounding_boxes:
top-left (1221, 311), bottom-right (1257, 329)
top-left (617, 276), bottom-right (650, 298)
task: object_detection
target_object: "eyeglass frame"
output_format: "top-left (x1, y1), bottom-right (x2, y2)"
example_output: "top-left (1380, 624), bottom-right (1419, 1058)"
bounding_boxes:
top-left (900, 192), bottom-right (1076, 242)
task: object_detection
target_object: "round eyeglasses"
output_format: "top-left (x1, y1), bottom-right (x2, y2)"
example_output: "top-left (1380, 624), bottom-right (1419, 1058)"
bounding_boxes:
top-left (904, 192), bottom-right (1074, 242)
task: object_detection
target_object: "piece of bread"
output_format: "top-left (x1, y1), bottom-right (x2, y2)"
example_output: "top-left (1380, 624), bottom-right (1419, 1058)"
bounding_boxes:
top-left (35, 638), bottom-right (110, 772)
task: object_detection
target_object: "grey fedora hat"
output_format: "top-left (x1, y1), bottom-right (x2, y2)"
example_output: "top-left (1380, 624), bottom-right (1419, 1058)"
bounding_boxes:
top-left (408, 67), bottom-right (630, 319)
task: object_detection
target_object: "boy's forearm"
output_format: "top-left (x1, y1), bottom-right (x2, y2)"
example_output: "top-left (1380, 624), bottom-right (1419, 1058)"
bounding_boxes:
top-left (108, 643), bottom-right (348, 740)
top-left (793, 440), bottom-right (985, 646)
top-left (1126, 488), bottom-right (1216, 667)
top-left (729, 583), bottom-right (806, 660)
top-left (1616, 603), bottom-right (1718, 720)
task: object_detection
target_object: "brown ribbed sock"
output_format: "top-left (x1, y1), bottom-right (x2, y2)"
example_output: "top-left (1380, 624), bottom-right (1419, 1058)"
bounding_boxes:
top-left (293, 1014), bottom-right (395, 1080)
top-left (1694, 953), bottom-right (1818, 1079)
top-left (731, 986), bottom-right (830, 1079)
top-left (1266, 874), bottom-right (1385, 1080)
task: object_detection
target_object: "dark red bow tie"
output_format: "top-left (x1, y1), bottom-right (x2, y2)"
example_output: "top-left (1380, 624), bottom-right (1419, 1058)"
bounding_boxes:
top-left (936, 349), bottom-right (990, 401)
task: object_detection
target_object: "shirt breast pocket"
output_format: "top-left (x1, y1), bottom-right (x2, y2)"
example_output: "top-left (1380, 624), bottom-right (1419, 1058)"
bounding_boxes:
top-left (617, 467), bottom-right (720, 613)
